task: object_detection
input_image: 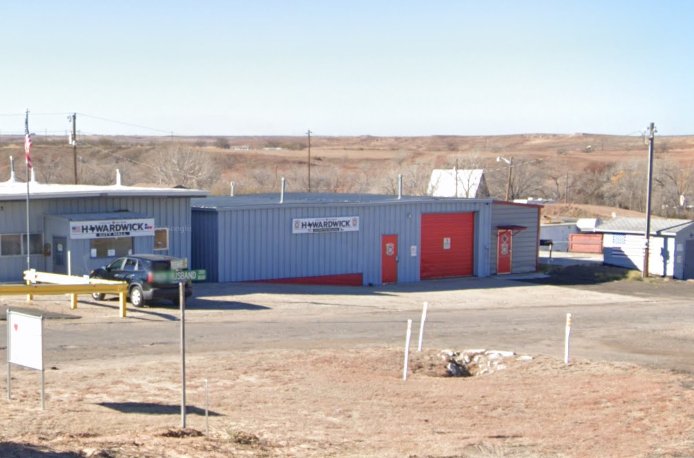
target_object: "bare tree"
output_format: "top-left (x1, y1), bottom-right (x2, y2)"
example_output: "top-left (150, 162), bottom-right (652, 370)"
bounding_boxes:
top-left (653, 159), bottom-right (694, 217)
top-left (149, 145), bottom-right (219, 189)
top-left (486, 158), bottom-right (545, 200)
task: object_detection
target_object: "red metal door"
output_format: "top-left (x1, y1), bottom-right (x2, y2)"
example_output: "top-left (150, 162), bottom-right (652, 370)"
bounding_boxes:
top-left (497, 229), bottom-right (512, 274)
top-left (381, 234), bottom-right (398, 284)
top-left (420, 213), bottom-right (475, 279)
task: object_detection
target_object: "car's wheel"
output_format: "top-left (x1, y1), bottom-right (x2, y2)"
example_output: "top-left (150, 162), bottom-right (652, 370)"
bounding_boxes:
top-left (130, 286), bottom-right (145, 308)
top-left (91, 292), bottom-right (105, 301)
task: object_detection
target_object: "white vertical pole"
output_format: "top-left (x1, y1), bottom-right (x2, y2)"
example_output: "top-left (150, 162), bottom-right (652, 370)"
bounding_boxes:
top-left (40, 315), bottom-right (45, 410)
top-left (403, 319), bottom-right (412, 381)
top-left (67, 250), bottom-right (72, 276)
top-left (564, 313), bottom-right (572, 365)
top-left (417, 302), bottom-right (428, 352)
top-left (180, 282), bottom-right (186, 428)
top-left (280, 177), bottom-right (285, 204)
top-left (6, 312), bottom-right (10, 400)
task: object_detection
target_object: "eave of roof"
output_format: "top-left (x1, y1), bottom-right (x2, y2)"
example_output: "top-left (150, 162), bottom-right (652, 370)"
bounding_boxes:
top-left (0, 179), bottom-right (207, 201)
top-left (192, 193), bottom-right (494, 210)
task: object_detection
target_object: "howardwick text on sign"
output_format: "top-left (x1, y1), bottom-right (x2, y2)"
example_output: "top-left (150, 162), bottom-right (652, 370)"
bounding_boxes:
top-left (70, 218), bottom-right (155, 239)
top-left (292, 216), bottom-right (359, 234)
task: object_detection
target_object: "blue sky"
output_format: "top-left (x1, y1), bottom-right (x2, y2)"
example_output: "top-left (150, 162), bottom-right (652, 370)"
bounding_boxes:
top-left (1, 1), bottom-right (693, 136)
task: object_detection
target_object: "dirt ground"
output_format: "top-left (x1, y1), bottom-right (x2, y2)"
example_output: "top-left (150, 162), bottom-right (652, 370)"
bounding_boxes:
top-left (2, 346), bottom-right (693, 457)
top-left (2, 265), bottom-right (694, 457)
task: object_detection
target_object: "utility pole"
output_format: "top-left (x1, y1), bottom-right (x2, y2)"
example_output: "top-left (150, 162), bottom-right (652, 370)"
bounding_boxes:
top-left (496, 156), bottom-right (513, 200)
top-left (24, 109), bottom-right (32, 272)
top-left (306, 129), bottom-right (312, 192)
top-left (643, 122), bottom-right (656, 278)
top-left (505, 161), bottom-right (512, 201)
top-left (454, 159), bottom-right (459, 197)
top-left (69, 113), bottom-right (78, 184)
top-left (564, 170), bottom-right (569, 204)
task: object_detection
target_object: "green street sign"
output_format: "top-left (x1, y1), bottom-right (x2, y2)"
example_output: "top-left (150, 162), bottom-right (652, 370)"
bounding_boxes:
top-left (153, 269), bottom-right (207, 282)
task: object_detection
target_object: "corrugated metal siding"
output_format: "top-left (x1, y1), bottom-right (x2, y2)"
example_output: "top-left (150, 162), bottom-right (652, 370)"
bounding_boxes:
top-left (682, 240), bottom-right (694, 279)
top-left (0, 196), bottom-right (193, 281)
top-left (490, 203), bottom-right (540, 274)
top-left (197, 199), bottom-right (492, 285)
top-left (420, 213), bottom-right (475, 279)
top-left (569, 233), bottom-right (603, 253)
top-left (603, 233), bottom-right (674, 276)
top-left (540, 224), bottom-right (579, 252)
top-left (191, 209), bottom-right (219, 282)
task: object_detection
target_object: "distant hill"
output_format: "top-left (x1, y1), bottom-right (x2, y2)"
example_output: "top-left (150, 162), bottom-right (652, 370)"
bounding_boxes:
top-left (1, 133), bottom-right (692, 219)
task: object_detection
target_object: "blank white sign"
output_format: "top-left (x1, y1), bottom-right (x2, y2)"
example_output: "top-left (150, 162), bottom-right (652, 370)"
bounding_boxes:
top-left (8, 311), bottom-right (43, 370)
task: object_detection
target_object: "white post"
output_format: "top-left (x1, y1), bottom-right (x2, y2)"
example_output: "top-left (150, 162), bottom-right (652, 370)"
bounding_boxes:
top-left (280, 177), bottom-right (285, 204)
top-left (6, 315), bottom-right (10, 400)
top-left (417, 302), bottom-right (428, 352)
top-left (40, 314), bottom-right (44, 410)
top-left (564, 313), bottom-right (572, 365)
top-left (67, 250), bottom-right (72, 276)
top-left (403, 319), bottom-right (413, 381)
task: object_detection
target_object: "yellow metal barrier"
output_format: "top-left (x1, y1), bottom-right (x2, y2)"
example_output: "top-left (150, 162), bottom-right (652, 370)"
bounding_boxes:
top-left (0, 270), bottom-right (130, 318)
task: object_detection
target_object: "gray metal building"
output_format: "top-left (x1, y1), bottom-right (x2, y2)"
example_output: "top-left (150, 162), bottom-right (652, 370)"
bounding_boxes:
top-left (191, 193), bottom-right (540, 285)
top-left (598, 217), bottom-right (694, 279)
top-left (0, 172), bottom-right (205, 282)
top-left (490, 201), bottom-right (541, 275)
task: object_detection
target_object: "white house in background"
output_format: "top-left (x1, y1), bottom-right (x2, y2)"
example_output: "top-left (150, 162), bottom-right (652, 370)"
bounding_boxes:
top-left (598, 217), bottom-right (694, 279)
top-left (427, 169), bottom-right (490, 198)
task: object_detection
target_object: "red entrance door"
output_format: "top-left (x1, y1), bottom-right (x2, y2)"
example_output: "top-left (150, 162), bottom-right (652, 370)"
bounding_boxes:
top-left (497, 229), bottom-right (513, 274)
top-left (381, 234), bottom-right (398, 284)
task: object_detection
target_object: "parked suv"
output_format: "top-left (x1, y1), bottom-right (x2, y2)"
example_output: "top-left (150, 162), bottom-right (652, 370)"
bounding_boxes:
top-left (90, 254), bottom-right (193, 307)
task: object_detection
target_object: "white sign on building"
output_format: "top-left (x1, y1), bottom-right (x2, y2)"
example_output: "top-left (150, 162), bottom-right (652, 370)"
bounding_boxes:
top-left (69, 218), bottom-right (155, 239)
top-left (292, 216), bottom-right (360, 234)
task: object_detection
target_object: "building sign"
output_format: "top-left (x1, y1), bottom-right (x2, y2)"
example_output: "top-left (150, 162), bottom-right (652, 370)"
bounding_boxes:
top-left (292, 216), bottom-right (360, 234)
top-left (69, 218), bottom-right (155, 239)
top-left (8, 310), bottom-right (43, 371)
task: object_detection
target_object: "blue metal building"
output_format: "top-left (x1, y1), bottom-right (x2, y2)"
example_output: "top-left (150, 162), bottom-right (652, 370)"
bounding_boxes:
top-left (0, 171), bottom-right (206, 282)
top-left (191, 193), bottom-right (541, 285)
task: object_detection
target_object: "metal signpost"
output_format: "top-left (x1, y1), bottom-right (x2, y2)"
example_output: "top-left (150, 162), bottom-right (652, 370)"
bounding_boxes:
top-left (7, 310), bottom-right (45, 409)
top-left (180, 281), bottom-right (186, 429)
top-left (174, 269), bottom-right (205, 429)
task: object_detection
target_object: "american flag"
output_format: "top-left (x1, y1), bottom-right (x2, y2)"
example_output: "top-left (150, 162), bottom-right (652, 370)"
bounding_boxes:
top-left (24, 133), bottom-right (32, 169)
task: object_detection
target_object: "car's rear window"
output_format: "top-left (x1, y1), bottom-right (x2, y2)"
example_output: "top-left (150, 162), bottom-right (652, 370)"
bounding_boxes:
top-left (150, 260), bottom-right (171, 271)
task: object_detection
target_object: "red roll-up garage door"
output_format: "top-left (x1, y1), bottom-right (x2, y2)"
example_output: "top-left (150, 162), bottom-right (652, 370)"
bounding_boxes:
top-left (421, 212), bottom-right (475, 279)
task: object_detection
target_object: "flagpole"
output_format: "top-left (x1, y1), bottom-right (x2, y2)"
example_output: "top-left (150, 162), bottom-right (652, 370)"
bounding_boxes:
top-left (24, 109), bottom-right (31, 272)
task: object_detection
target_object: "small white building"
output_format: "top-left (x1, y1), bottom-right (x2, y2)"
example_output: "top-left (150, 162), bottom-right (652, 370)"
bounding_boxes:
top-left (599, 217), bottom-right (694, 279)
top-left (427, 169), bottom-right (489, 198)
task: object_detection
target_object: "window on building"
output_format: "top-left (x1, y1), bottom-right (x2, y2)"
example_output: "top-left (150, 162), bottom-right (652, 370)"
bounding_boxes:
top-left (0, 234), bottom-right (22, 256)
top-left (90, 237), bottom-right (133, 258)
top-left (0, 233), bottom-right (42, 256)
top-left (22, 234), bottom-right (43, 255)
top-left (154, 228), bottom-right (169, 251)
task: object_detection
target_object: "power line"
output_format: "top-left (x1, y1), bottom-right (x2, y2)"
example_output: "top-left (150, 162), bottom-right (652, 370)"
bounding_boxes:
top-left (77, 112), bottom-right (174, 135)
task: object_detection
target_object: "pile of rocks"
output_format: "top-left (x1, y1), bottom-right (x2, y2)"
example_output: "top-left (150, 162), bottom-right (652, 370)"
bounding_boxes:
top-left (440, 349), bottom-right (533, 377)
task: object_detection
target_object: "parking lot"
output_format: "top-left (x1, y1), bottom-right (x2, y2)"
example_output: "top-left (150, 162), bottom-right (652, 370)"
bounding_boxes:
top-left (1, 267), bottom-right (693, 456)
